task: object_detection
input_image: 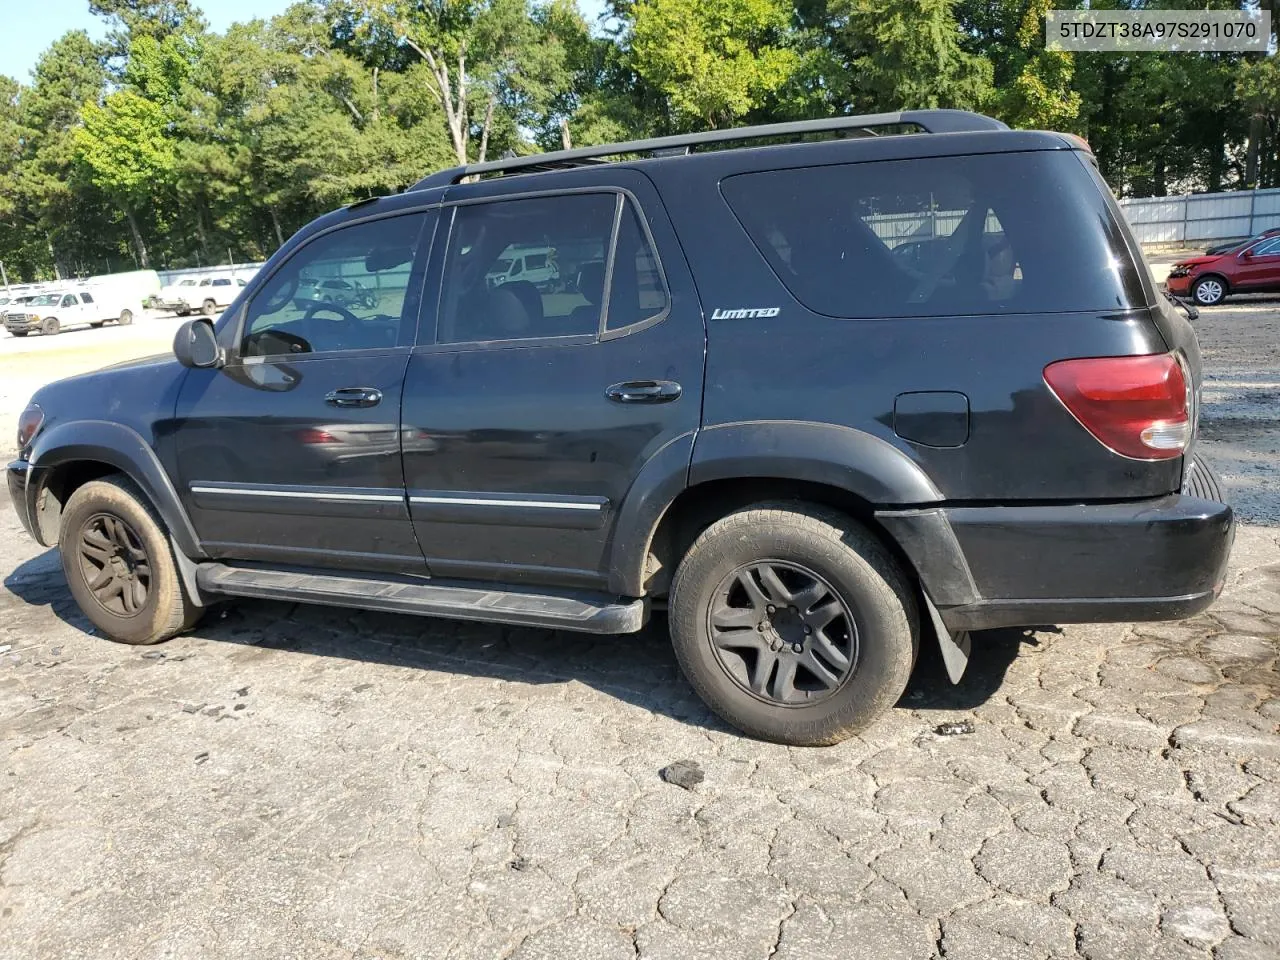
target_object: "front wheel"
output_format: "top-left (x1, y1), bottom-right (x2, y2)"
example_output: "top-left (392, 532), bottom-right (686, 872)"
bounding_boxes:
top-left (668, 504), bottom-right (918, 746)
top-left (117, 309), bottom-right (133, 326)
top-left (201, 299), bottom-right (217, 316)
top-left (41, 316), bottom-right (60, 335)
top-left (59, 476), bottom-right (202, 645)
top-left (1192, 276), bottom-right (1227, 306)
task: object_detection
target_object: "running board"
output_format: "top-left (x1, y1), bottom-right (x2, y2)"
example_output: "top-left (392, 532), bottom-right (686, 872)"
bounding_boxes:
top-left (195, 564), bottom-right (648, 635)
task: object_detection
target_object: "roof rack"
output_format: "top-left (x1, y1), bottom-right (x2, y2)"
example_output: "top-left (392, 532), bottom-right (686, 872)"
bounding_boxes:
top-left (412, 110), bottom-right (1008, 190)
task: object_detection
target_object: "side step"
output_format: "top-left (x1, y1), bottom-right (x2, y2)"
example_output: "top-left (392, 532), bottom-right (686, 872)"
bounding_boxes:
top-left (195, 564), bottom-right (648, 635)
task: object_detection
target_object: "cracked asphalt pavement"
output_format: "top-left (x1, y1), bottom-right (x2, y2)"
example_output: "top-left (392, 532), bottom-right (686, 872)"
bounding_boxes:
top-left (2, 303), bottom-right (1280, 959)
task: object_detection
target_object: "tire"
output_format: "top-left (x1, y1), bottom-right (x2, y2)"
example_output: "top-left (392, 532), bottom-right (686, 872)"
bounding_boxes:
top-left (41, 316), bottom-right (60, 335)
top-left (201, 299), bottom-right (217, 316)
top-left (177, 307), bottom-right (190, 317)
top-left (117, 309), bottom-right (133, 326)
top-left (1192, 275), bottom-right (1227, 306)
top-left (59, 476), bottom-right (202, 645)
top-left (90, 321), bottom-right (104, 328)
top-left (11, 330), bottom-right (28, 337)
top-left (1183, 451), bottom-right (1225, 503)
top-left (668, 503), bottom-right (918, 746)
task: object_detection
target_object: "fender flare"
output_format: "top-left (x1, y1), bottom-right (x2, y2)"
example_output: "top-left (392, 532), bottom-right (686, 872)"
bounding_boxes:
top-left (606, 431), bottom-right (696, 596)
top-left (689, 420), bottom-right (942, 503)
top-left (606, 420), bottom-right (944, 596)
top-left (29, 420), bottom-right (206, 559)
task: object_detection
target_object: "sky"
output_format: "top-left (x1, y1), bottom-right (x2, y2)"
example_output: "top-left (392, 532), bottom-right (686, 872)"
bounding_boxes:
top-left (0, 0), bottom-right (299, 84)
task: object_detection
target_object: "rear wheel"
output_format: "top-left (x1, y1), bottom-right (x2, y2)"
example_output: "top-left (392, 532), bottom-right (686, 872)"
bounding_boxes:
top-left (669, 503), bottom-right (918, 746)
top-left (41, 316), bottom-right (60, 335)
top-left (1192, 275), bottom-right (1227, 306)
top-left (117, 309), bottom-right (133, 326)
top-left (59, 476), bottom-right (201, 645)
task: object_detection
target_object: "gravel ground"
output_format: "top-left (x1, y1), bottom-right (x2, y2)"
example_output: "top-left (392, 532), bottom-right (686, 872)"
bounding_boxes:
top-left (1, 295), bottom-right (1278, 959)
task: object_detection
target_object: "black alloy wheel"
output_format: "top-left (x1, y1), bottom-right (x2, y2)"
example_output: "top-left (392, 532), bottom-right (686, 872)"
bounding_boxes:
top-left (708, 560), bottom-right (858, 705)
top-left (76, 513), bottom-right (152, 618)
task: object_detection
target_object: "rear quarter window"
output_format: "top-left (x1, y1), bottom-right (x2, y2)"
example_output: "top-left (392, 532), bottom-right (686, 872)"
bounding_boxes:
top-left (720, 151), bottom-right (1146, 318)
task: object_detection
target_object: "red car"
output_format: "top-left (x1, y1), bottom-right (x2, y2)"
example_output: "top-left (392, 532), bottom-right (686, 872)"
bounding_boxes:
top-left (1166, 231), bottom-right (1280, 305)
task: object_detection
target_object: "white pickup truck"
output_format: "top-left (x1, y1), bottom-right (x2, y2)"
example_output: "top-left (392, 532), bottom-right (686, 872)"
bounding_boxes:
top-left (2, 289), bottom-right (136, 336)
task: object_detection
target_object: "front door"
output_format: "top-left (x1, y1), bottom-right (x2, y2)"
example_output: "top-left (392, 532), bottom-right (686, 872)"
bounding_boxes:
top-left (172, 210), bottom-right (437, 572)
top-left (401, 174), bottom-right (704, 589)
top-left (1235, 236), bottom-right (1280, 291)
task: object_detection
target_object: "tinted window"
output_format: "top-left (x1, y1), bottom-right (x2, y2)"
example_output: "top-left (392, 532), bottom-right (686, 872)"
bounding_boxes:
top-left (605, 201), bottom-right (669, 330)
top-left (1251, 237), bottom-right (1280, 256)
top-left (212, 278), bottom-right (231, 286)
top-left (61, 295), bottom-right (77, 307)
top-left (438, 194), bottom-right (616, 343)
top-left (243, 213), bottom-right (428, 357)
top-left (80, 292), bottom-right (94, 304)
top-left (721, 151), bottom-right (1146, 318)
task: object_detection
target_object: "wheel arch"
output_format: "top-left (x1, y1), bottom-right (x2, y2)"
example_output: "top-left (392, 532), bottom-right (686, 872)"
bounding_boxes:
top-left (1194, 272), bottom-right (1230, 297)
top-left (27, 420), bottom-right (205, 559)
top-left (606, 421), bottom-right (943, 598)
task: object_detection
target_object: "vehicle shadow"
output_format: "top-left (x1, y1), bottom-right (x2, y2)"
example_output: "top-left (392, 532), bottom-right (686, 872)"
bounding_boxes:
top-left (5, 546), bottom-right (1045, 735)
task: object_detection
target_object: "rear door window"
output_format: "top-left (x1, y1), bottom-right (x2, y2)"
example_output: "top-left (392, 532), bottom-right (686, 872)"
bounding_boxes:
top-left (721, 151), bottom-right (1146, 318)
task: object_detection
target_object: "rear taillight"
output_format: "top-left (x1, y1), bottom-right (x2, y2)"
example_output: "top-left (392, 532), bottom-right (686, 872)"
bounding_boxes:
top-left (17, 403), bottom-right (43, 453)
top-left (1043, 353), bottom-right (1191, 461)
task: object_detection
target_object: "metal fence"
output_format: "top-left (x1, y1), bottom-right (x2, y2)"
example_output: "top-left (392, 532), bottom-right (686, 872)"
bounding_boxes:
top-left (1117, 188), bottom-right (1280, 248)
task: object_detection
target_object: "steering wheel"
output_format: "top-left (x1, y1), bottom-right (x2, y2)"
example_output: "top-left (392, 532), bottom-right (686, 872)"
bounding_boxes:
top-left (302, 301), bottom-right (363, 351)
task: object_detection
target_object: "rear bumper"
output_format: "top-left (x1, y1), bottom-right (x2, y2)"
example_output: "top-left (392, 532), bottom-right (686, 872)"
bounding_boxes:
top-left (878, 494), bottom-right (1234, 632)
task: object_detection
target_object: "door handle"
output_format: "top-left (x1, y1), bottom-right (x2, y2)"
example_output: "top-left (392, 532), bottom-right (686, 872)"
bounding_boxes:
top-left (605, 380), bottom-right (682, 404)
top-left (325, 386), bottom-right (383, 408)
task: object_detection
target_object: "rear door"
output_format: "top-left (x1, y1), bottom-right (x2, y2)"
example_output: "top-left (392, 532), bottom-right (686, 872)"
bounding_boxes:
top-left (401, 173), bottom-right (704, 589)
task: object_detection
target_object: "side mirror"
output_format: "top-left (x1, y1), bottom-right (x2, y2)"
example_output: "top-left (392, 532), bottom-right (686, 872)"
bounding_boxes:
top-left (1240, 248), bottom-right (1253, 259)
top-left (173, 317), bottom-right (223, 369)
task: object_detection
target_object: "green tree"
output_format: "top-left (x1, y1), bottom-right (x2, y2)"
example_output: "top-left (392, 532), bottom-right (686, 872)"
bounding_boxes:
top-left (831, 0), bottom-right (993, 112)
top-left (993, 0), bottom-right (1080, 130)
top-left (13, 31), bottom-right (117, 278)
top-left (628, 0), bottom-right (800, 129)
top-left (75, 90), bottom-right (178, 266)
top-left (1238, 54), bottom-right (1280, 187)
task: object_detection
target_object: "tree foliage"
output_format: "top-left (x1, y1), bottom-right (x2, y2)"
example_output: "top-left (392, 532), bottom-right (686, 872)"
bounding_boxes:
top-left (0, 0), bottom-right (1276, 281)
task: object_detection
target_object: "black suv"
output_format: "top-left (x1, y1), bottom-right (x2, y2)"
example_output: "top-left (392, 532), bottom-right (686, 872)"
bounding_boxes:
top-left (7, 111), bottom-right (1234, 745)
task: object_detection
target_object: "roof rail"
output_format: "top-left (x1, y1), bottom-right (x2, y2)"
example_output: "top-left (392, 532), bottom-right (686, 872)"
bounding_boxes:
top-left (412, 110), bottom-right (1008, 190)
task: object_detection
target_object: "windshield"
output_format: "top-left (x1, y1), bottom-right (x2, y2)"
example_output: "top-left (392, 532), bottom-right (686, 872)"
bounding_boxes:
top-left (29, 294), bottom-right (60, 306)
top-left (488, 258), bottom-right (514, 275)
